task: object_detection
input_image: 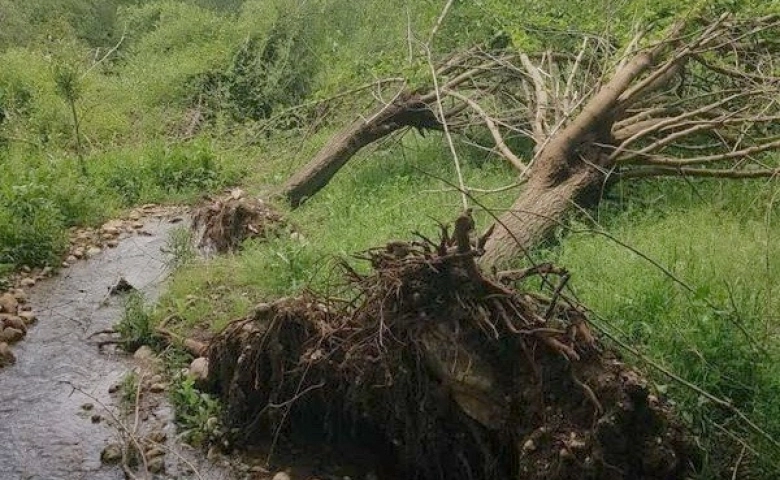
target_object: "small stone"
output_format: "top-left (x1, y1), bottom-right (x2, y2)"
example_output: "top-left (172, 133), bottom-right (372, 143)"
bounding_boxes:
top-left (81, 403), bottom-right (94, 411)
top-left (189, 357), bottom-right (209, 382)
top-left (206, 446), bottom-right (219, 461)
top-left (18, 312), bottom-right (37, 326)
top-left (101, 443), bottom-right (122, 464)
top-left (150, 374), bottom-right (163, 384)
top-left (206, 417), bottom-right (219, 431)
top-left (62, 262), bottom-right (70, 268)
top-left (133, 345), bottom-right (155, 362)
top-left (145, 446), bottom-right (166, 458)
top-left (108, 383), bottom-right (120, 394)
top-left (147, 457), bottom-right (165, 473)
top-left (0, 342), bottom-right (15, 367)
top-left (72, 248), bottom-right (85, 259)
top-left (1, 327), bottom-right (25, 343)
top-left (66, 255), bottom-right (79, 264)
top-left (91, 414), bottom-right (102, 423)
top-left (40, 266), bottom-right (53, 277)
top-left (147, 430), bottom-right (167, 443)
top-left (0, 293), bottom-right (18, 314)
top-left (20, 278), bottom-right (35, 288)
top-left (12, 289), bottom-right (27, 303)
top-left (132, 221), bottom-right (144, 230)
top-left (149, 383), bottom-right (166, 393)
top-left (106, 240), bottom-right (119, 248)
top-left (21, 265), bottom-right (31, 273)
top-left (101, 226), bottom-right (120, 236)
top-left (2, 315), bottom-right (26, 333)
top-left (522, 438), bottom-right (537, 453)
top-left (86, 246), bottom-right (102, 257)
top-left (129, 212), bottom-right (142, 221)
top-left (272, 472), bottom-right (291, 480)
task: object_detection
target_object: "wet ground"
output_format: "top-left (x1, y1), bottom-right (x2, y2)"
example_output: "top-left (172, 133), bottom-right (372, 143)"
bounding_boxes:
top-left (0, 217), bottom-right (230, 480)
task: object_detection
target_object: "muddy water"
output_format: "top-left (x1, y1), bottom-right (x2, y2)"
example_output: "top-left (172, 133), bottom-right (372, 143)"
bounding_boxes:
top-left (0, 218), bottom-right (231, 480)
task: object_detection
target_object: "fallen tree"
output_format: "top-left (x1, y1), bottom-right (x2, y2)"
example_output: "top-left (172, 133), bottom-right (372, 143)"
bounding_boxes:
top-left (205, 213), bottom-right (693, 480)
top-left (280, 12), bottom-right (780, 267)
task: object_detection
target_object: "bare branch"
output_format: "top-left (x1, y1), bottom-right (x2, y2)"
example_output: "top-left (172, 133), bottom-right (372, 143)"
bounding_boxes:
top-left (444, 89), bottom-right (529, 174)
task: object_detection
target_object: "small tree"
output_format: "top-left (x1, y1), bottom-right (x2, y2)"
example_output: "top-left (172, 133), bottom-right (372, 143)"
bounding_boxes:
top-left (53, 61), bottom-right (86, 175)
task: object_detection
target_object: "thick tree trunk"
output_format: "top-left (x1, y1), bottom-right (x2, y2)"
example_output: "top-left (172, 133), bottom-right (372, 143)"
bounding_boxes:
top-left (282, 92), bottom-right (440, 207)
top-left (480, 161), bottom-right (605, 269)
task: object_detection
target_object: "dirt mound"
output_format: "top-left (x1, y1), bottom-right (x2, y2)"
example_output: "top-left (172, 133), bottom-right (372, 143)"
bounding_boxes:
top-left (193, 189), bottom-right (291, 253)
top-left (205, 212), bottom-right (693, 480)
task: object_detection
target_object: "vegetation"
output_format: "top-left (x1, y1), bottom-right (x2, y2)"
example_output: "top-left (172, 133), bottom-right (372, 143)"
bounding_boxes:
top-left (2, 0), bottom-right (779, 477)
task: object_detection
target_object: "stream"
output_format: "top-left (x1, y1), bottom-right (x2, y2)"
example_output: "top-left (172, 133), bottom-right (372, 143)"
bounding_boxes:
top-left (0, 216), bottom-right (232, 480)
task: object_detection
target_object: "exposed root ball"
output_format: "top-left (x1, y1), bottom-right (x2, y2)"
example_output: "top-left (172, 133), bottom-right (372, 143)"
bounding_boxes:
top-left (193, 190), bottom-right (291, 253)
top-left (206, 220), bottom-right (693, 480)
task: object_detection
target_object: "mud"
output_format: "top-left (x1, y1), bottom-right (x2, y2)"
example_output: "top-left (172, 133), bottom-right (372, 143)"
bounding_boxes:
top-left (0, 216), bottom-right (231, 480)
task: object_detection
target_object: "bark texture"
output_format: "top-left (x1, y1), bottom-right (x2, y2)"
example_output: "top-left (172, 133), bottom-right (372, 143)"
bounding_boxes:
top-left (282, 92), bottom-right (440, 207)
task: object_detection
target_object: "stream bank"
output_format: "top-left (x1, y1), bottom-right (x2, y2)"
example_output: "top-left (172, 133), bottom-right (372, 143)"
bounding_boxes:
top-left (0, 213), bottom-right (232, 480)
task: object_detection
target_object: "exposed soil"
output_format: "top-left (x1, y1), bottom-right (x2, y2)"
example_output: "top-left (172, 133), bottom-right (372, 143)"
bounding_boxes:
top-left (205, 213), bottom-right (695, 480)
top-left (193, 189), bottom-right (292, 254)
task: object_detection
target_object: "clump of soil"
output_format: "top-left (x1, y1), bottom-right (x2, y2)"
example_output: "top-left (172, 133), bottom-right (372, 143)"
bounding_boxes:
top-left (205, 212), bottom-right (693, 480)
top-left (193, 190), bottom-right (291, 253)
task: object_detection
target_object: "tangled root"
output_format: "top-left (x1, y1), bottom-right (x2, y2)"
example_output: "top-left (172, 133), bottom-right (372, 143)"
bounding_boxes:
top-left (206, 212), bottom-right (693, 480)
top-left (193, 189), bottom-right (291, 253)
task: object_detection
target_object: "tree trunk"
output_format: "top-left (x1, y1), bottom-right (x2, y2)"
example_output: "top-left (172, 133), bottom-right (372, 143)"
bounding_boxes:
top-left (480, 160), bottom-right (605, 269)
top-left (282, 92), bottom-right (441, 207)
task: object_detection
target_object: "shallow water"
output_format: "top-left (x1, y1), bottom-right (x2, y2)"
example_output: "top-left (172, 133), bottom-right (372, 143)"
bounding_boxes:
top-left (0, 217), bottom-right (229, 480)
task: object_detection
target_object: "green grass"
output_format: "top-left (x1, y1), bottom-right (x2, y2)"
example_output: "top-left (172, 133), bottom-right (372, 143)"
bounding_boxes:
top-left (153, 134), bottom-right (780, 476)
top-left (0, 138), bottom-right (245, 267)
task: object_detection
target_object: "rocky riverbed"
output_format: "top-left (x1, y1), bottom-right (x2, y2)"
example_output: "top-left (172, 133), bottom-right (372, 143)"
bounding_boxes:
top-left (0, 209), bottom-right (233, 479)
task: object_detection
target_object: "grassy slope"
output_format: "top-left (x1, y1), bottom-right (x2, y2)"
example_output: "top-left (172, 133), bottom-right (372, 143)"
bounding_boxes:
top-left (1, 0), bottom-right (779, 475)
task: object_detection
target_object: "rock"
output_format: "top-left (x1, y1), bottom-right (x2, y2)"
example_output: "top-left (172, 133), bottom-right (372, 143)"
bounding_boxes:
top-left (106, 240), bottom-right (119, 248)
top-left (108, 383), bottom-right (120, 394)
top-left (133, 345), bottom-right (155, 362)
top-left (147, 430), bottom-right (167, 443)
top-left (91, 414), bottom-right (102, 423)
top-left (72, 248), bottom-right (85, 259)
top-left (2, 315), bottom-right (26, 333)
top-left (189, 357), bottom-right (209, 382)
top-left (149, 383), bottom-right (166, 393)
top-left (86, 246), bottom-right (102, 257)
top-left (109, 277), bottom-right (135, 295)
top-left (66, 255), bottom-right (78, 264)
top-left (12, 289), bottom-right (27, 303)
top-left (132, 221), bottom-right (144, 229)
top-left (21, 265), bottom-right (31, 273)
top-left (0, 293), bottom-right (19, 314)
top-left (41, 266), bottom-right (53, 277)
top-left (81, 403), bottom-right (94, 411)
top-left (101, 224), bottom-right (121, 236)
top-left (20, 278), bottom-right (36, 288)
top-left (0, 342), bottom-right (15, 367)
top-left (145, 446), bottom-right (166, 458)
top-left (100, 443), bottom-right (122, 464)
top-left (18, 311), bottom-right (37, 326)
top-left (1, 327), bottom-right (25, 343)
top-left (272, 472), bottom-right (292, 480)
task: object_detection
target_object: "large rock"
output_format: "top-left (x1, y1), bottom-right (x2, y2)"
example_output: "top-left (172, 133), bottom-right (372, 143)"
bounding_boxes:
top-left (0, 342), bottom-right (15, 367)
top-left (0, 293), bottom-right (18, 314)
top-left (1, 327), bottom-right (25, 343)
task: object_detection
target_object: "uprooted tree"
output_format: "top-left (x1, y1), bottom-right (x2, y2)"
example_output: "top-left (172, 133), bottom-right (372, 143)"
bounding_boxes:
top-left (207, 214), bottom-right (694, 479)
top-left (281, 12), bottom-right (780, 267)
